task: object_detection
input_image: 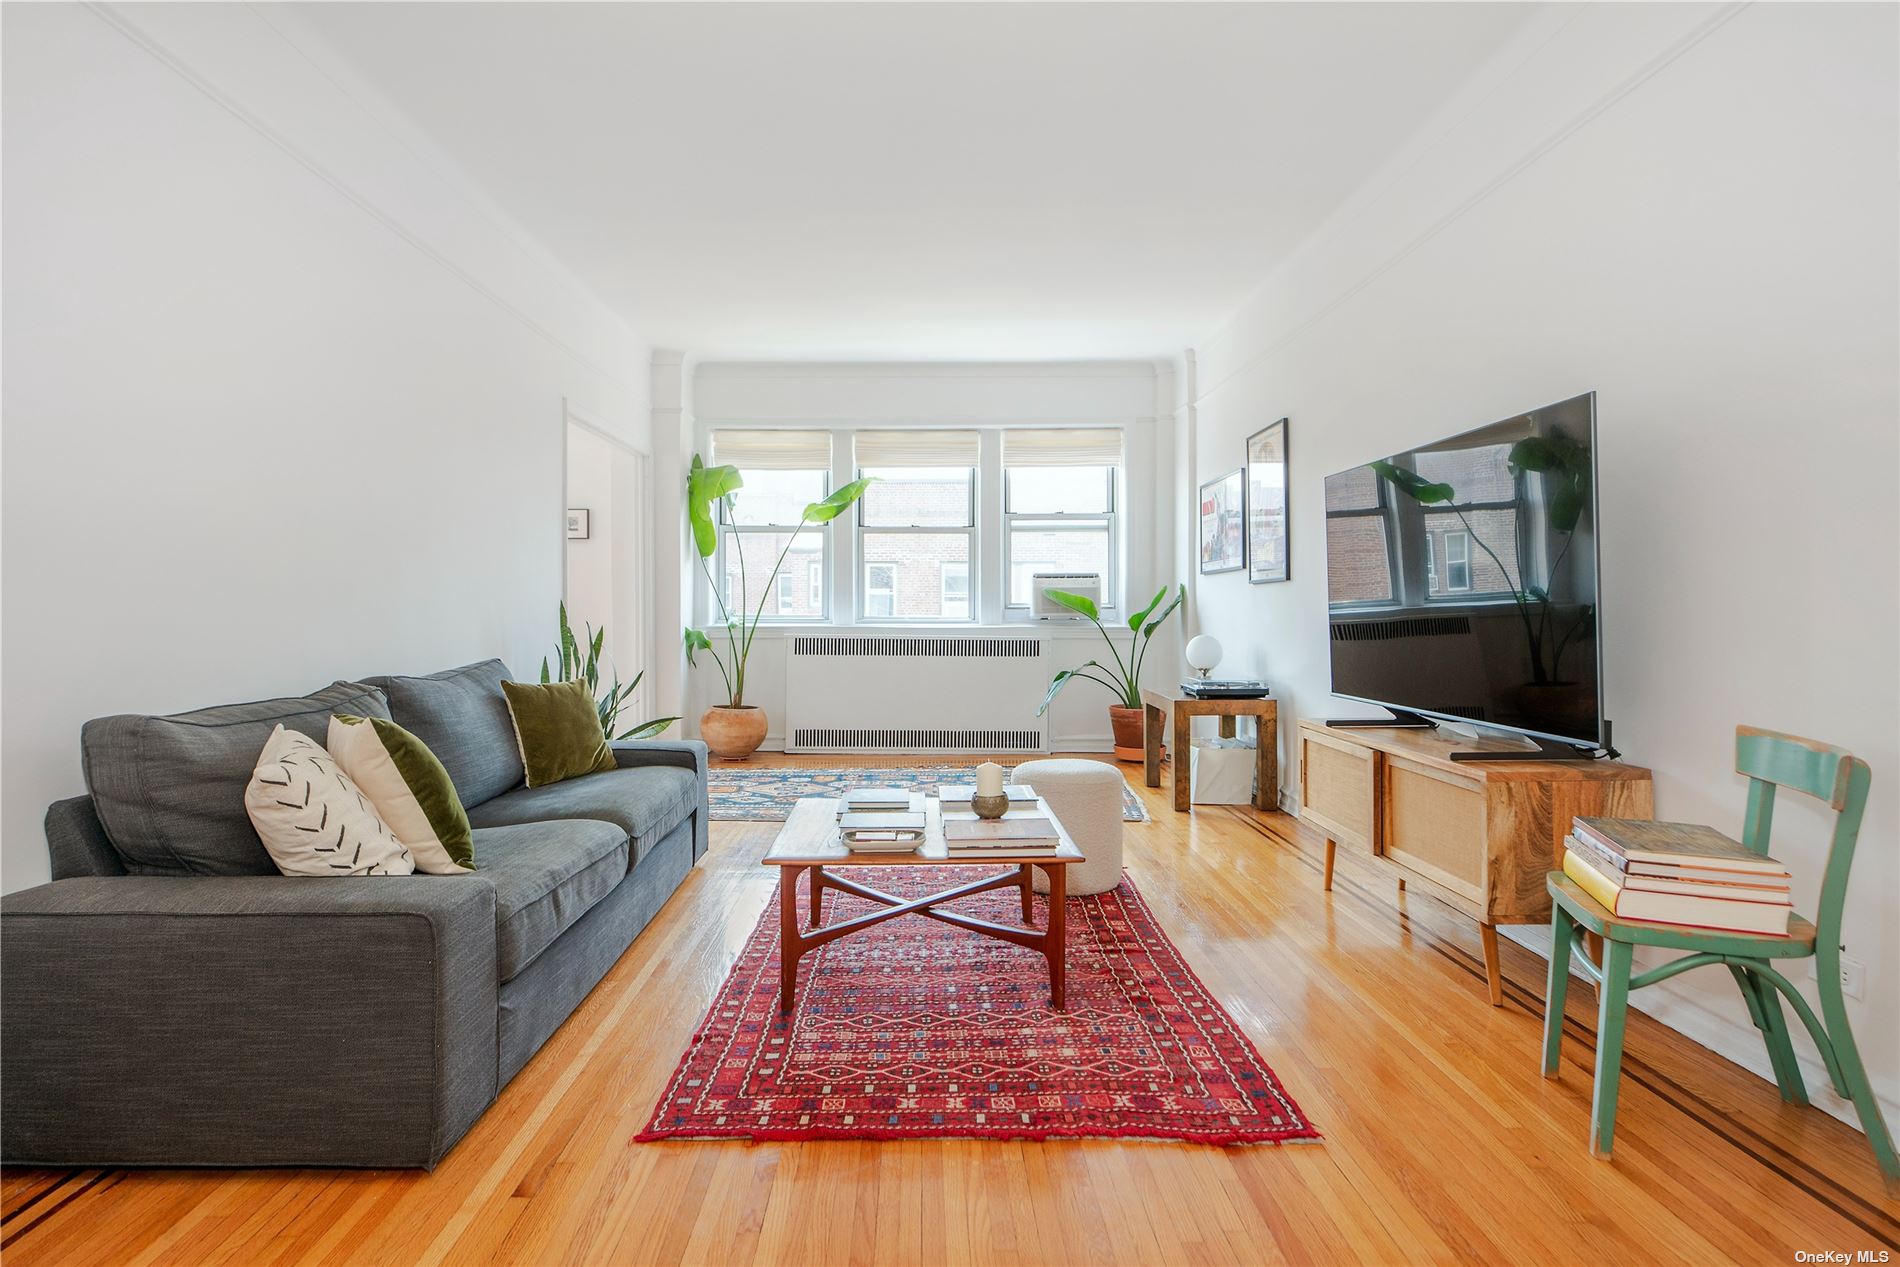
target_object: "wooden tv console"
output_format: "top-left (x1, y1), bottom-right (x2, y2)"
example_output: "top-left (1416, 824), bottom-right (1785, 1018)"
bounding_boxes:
top-left (1297, 720), bottom-right (1654, 1005)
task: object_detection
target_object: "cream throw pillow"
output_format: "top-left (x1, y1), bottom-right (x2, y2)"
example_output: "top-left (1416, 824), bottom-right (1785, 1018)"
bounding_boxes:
top-left (244, 725), bottom-right (415, 876)
top-left (327, 714), bottom-right (473, 874)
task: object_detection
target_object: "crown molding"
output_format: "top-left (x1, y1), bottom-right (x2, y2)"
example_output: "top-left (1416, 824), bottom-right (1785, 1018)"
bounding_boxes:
top-left (694, 361), bottom-right (1158, 382)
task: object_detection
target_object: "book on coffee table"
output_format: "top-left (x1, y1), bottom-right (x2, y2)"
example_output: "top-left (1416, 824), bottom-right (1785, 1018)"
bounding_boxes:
top-left (841, 788), bottom-right (920, 813)
top-left (943, 815), bottom-right (1057, 844)
top-left (939, 783), bottom-right (1036, 808)
top-left (840, 810), bottom-right (926, 832)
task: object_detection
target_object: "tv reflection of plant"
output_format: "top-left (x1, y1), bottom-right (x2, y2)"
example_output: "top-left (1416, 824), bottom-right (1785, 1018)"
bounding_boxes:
top-left (1370, 430), bottom-right (1593, 686)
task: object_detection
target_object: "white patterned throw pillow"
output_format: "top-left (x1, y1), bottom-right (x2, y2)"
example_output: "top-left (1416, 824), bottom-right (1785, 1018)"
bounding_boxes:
top-left (243, 725), bottom-right (415, 876)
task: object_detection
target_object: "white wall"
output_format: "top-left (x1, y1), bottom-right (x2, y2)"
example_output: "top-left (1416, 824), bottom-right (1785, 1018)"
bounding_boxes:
top-left (564, 421), bottom-right (658, 725)
top-left (682, 361), bottom-right (1179, 749)
top-left (1, 3), bottom-right (652, 891)
top-left (1186, 2), bottom-right (1899, 1126)
top-left (564, 426), bottom-right (618, 666)
top-left (650, 351), bottom-right (695, 732)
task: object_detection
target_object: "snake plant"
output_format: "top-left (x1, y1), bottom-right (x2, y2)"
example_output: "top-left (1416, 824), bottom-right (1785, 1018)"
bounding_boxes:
top-left (540, 602), bottom-right (679, 740)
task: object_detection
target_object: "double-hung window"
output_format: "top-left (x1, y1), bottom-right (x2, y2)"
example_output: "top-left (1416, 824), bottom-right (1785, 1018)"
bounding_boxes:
top-left (710, 429), bottom-right (833, 622)
top-left (1322, 464), bottom-right (1396, 605)
top-left (940, 562), bottom-right (970, 620)
top-left (1414, 442), bottom-right (1517, 600)
top-left (1003, 429), bottom-right (1121, 609)
top-left (1443, 530), bottom-right (1472, 592)
top-left (855, 430), bottom-right (978, 622)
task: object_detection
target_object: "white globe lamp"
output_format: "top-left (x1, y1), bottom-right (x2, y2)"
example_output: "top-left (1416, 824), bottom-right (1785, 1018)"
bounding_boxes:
top-left (1185, 635), bottom-right (1224, 680)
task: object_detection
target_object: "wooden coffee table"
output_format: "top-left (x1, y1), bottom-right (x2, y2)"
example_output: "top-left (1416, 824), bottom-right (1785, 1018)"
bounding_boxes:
top-left (762, 796), bottom-right (1084, 1012)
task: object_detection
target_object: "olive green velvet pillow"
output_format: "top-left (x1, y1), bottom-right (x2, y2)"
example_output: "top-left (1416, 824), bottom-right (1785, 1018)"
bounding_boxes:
top-left (500, 679), bottom-right (616, 789)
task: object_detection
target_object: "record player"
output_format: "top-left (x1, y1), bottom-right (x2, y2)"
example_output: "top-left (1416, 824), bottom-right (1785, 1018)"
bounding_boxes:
top-left (1180, 679), bottom-right (1270, 700)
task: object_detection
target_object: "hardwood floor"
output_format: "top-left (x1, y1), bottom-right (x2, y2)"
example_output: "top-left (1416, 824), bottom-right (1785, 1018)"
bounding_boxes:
top-left (6, 753), bottom-right (1897, 1266)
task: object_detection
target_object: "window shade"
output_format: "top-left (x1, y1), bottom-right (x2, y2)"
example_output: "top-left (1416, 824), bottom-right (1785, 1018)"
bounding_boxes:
top-left (1003, 428), bottom-right (1124, 467)
top-left (710, 429), bottom-right (832, 470)
top-left (854, 429), bottom-right (980, 468)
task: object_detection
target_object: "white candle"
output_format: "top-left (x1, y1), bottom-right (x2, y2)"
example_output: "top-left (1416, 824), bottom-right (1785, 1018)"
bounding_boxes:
top-left (974, 761), bottom-right (1005, 798)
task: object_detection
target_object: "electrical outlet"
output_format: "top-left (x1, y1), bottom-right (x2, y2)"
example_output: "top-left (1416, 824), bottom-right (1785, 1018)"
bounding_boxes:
top-left (1839, 955), bottom-right (1865, 1000)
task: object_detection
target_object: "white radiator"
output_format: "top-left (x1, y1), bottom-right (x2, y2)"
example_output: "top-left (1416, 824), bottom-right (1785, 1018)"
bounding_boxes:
top-left (783, 636), bottom-right (1048, 754)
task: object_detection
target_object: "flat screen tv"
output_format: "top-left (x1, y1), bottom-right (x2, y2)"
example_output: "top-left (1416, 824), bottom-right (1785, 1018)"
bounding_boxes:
top-left (1323, 392), bottom-right (1603, 753)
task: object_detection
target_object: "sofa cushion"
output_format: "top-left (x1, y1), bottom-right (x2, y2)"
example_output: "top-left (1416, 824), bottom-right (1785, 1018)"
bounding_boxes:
top-left (472, 819), bottom-right (628, 981)
top-left (362, 661), bottom-right (524, 810)
top-left (466, 767), bottom-right (698, 866)
top-left (82, 680), bottom-right (392, 876)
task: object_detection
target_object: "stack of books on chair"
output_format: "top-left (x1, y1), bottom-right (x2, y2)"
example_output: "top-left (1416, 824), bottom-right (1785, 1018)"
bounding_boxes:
top-left (1563, 817), bottom-right (1793, 935)
top-left (941, 812), bottom-right (1060, 857)
top-left (838, 788), bottom-right (926, 853)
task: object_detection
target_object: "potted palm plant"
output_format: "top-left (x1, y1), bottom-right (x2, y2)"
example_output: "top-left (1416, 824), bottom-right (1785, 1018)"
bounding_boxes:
top-left (682, 455), bottom-right (872, 760)
top-left (1036, 583), bottom-right (1185, 760)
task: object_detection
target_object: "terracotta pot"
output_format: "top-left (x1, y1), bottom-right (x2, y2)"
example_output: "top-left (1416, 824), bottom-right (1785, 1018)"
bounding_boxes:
top-left (700, 705), bottom-right (767, 761)
top-left (1108, 704), bottom-right (1153, 764)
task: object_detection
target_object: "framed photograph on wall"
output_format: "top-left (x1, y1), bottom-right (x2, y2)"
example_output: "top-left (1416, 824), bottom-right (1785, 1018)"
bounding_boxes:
top-left (1246, 418), bottom-right (1289, 583)
top-left (1198, 467), bottom-right (1246, 574)
top-left (566, 508), bottom-right (591, 540)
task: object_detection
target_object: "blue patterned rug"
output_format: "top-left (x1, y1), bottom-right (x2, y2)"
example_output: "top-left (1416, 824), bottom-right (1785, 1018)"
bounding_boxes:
top-left (708, 763), bottom-right (1149, 823)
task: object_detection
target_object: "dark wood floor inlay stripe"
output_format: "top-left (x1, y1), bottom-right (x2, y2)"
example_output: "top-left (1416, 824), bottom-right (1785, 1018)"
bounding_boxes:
top-left (1226, 808), bottom-right (1900, 1247)
top-left (1, 1172), bottom-right (116, 1250)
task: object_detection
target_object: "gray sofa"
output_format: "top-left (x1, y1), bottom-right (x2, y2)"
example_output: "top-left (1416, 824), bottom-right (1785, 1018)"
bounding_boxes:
top-left (0, 659), bottom-right (708, 1170)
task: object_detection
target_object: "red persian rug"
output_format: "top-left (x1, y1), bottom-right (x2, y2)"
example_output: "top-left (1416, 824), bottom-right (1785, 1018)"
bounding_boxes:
top-left (637, 867), bottom-right (1319, 1145)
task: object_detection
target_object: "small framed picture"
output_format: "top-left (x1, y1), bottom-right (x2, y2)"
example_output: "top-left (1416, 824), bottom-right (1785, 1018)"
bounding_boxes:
top-left (566, 508), bottom-right (591, 540)
top-left (1246, 418), bottom-right (1289, 584)
top-left (1198, 467), bottom-right (1246, 574)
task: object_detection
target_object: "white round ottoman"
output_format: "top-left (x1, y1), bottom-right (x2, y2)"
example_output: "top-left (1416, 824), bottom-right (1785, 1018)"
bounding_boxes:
top-left (1012, 758), bottom-right (1125, 895)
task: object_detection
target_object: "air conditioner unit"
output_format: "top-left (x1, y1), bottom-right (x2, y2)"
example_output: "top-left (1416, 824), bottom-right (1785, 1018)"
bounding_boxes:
top-left (1032, 572), bottom-right (1102, 619)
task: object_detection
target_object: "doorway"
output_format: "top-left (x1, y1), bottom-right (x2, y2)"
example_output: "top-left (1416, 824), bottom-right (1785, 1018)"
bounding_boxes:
top-left (564, 412), bottom-right (654, 726)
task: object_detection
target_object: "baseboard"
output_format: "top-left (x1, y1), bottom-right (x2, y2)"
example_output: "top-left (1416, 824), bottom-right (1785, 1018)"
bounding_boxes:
top-left (735, 739), bottom-right (1122, 758)
top-left (1048, 734), bottom-right (1114, 753)
top-left (686, 723), bottom-right (1113, 757)
top-left (1630, 977), bottom-right (1900, 1134)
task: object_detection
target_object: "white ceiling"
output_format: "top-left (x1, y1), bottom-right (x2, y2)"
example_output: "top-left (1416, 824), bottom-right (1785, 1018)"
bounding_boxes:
top-left (286, 2), bottom-right (1538, 361)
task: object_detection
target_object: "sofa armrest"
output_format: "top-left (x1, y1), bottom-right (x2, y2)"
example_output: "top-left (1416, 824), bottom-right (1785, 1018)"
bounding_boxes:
top-left (1, 876), bottom-right (499, 1169)
top-left (45, 795), bottom-right (126, 879)
top-left (611, 740), bottom-right (711, 860)
top-left (609, 738), bottom-right (708, 777)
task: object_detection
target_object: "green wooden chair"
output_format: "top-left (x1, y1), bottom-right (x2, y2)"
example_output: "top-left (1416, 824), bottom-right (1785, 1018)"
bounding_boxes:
top-left (1541, 725), bottom-right (1899, 1190)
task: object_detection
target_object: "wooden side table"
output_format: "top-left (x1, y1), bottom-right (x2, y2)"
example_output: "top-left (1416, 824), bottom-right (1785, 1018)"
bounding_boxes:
top-left (1139, 688), bottom-right (1278, 812)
